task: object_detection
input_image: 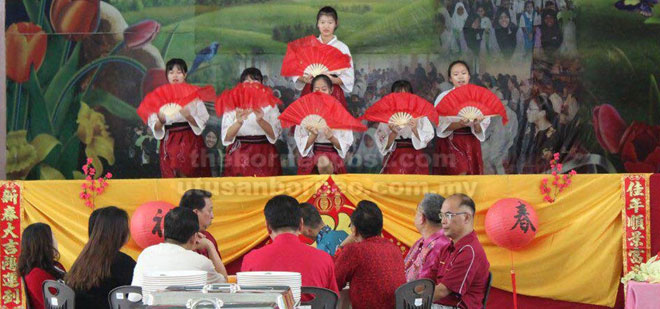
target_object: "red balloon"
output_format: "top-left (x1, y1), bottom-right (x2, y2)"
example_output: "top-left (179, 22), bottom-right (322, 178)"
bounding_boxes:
top-left (130, 201), bottom-right (176, 249)
top-left (485, 198), bottom-right (538, 250)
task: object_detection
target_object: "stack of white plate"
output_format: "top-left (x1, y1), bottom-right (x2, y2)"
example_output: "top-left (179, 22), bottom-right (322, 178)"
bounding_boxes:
top-left (237, 271), bottom-right (302, 304)
top-left (142, 270), bottom-right (207, 294)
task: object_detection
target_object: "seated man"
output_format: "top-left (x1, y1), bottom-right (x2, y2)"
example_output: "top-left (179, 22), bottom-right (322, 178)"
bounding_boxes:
top-left (300, 202), bottom-right (348, 256)
top-left (334, 200), bottom-right (406, 309)
top-left (131, 208), bottom-right (227, 286)
top-left (179, 189), bottom-right (222, 261)
top-left (241, 195), bottom-right (338, 293)
top-left (404, 193), bottom-right (450, 281)
top-left (433, 194), bottom-right (490, 309)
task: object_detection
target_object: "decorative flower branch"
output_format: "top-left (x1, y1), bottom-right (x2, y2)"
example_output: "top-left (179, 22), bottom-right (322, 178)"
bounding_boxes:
top-left (540, 153), bottom-right (577, 203)
top-left (79, 158), bottom-right (112, 208)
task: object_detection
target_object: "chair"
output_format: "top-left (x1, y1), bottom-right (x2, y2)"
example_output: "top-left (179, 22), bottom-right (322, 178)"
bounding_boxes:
top-left (395, 278), bottom-right (435, 309)
top-left (300, 286), bottom-right (339, 309)
top-left (108, 285), bottom-right (143, 309)
top-left (482, 272), bottom-right (493, 308)
top-left (42, 280), bottom-right (75, 309)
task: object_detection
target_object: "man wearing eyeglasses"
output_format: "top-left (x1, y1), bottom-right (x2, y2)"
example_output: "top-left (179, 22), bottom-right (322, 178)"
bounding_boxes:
top-left (433, 194), bottom-right (490, 309)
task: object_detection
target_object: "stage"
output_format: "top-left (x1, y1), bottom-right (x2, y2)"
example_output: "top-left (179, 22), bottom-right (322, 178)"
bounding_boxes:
top-left (1, 173), bottom-right (656, 308)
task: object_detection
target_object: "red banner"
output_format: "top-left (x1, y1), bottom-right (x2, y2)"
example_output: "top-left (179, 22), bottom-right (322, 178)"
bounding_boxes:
top-left (622, 175), bottom-right (652, 274)
top-left (0, 182), bottom-right (22, 309)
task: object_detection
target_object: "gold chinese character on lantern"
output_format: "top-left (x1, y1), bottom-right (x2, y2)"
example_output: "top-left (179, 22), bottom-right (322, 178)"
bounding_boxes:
top-left (2, 271), bottom-right (19, 288)
top-left (1, 205), bottom-right (18, 222)
top-left (1, 223), bottom-right (18, 239)
top-left (628, 231), bottom-right (645, 248)
top-left (629, 249), bottom-right (644, 265)
top-left (628, 215), bottom-right (645, 231)
top-left (2, 239), bottom-right (18, 255)
top-left (1, 187), bottom-right (18, 205)
top-left (628, 198), bottom-right (644, 214)
top-left (627, 180), bottom-right (644, 197)
top-left (1, 256), bottom-right (17, 272)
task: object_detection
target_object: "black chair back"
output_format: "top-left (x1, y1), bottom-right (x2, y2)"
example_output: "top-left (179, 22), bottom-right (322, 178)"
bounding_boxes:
top-left (483, 271), bottom-right (493, 308)
top-left (108, 285), bottom-right (143, 309)
top-left (395, 279), bottom-right (435, 309)
top-left (300, 286), bottom-right (339, 309)
top-left (42, 280), bottom-right (75, 309)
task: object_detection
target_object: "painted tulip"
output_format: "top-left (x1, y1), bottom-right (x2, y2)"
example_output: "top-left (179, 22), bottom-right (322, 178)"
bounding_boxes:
top-left (592, 104), bottom-right (627, 153)
top-left (50, 0), bottom-right (101, 41)
top-left (5, 22), bottom-right (47, 83)
top-left (124, 19), bottom-right (160, 49)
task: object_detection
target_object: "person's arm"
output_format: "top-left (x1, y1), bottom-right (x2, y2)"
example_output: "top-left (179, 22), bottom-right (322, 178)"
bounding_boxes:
top-left (181, 100), bottom-right (210, 135)
top-left (385, 124), bottom-right (401, 151)
top-left (333, 245), bottom-right (356, 290)
top-left (254, 108), bottom-right (276, 140)
top-left (223, 109), bottom-right (250, 143)
top-left (198, 237), bottom-right (228, 280)
top-left (147, 113), bottom-right (166, 140)
top-left (295, 125), bottom-right (315, 157)
top-left (304, 127), bottom-right (319, 152)
top-left (322, 127), bottom-right (342, 151)
top-left (330, 129), bottom-right (353, 158)
top-left (433, 282), bottom-right (453, 300)
top-left (411, 117), bottom-right (434, 149)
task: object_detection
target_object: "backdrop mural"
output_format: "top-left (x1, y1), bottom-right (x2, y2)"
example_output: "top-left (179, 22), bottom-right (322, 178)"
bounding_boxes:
top-left (5, 0), bottom-right (659, 179)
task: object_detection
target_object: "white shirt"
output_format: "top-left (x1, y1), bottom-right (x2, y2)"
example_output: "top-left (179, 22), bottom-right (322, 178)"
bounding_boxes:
top-left (147, 99), bottom-right (209, 140)
top-left (374, 117), bottom-right (435, 156)
top-left (293, 35), bottom-right (355, 93)
top-left (131, 243), bottom-right (226, 287)
top-left (294, 126), bottom-right (353, 158)
top-left (220, 105), bottom-right (282, 146)
top-left (433, 88), bottom-right (491, 142)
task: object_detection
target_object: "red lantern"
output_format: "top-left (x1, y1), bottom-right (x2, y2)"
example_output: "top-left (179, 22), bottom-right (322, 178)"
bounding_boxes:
top-left (485, 198), bottom-right (538, 250)
top-left (130, 201), bottom-right (175, 249)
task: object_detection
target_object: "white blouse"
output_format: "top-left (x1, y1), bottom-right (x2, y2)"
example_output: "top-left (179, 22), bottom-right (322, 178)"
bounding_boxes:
top-left (433, 88), bottom-right (491, 142)
top-left (374, 117), bottom-right (435, 156)
top-left (293, 35), bottom-right (355, 94)
top-left (147, 99), bottom-right (209, 140)
top-left (220, 105), bottom-right (282, 146)
top-left (294, 126), bottom-right (353, 158)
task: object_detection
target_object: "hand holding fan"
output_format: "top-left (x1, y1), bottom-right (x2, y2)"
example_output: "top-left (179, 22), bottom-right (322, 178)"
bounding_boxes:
top-left (137, 83), bottom-right (216, 123)
top-left (435, 84), bottom-right (508, 125)
top-left (214, 82), bottom-right (282, 116)
top-left (281, 36), bottom-right (351, 78)
top-left (278, 92), bottom-right (366, 131)
top-left (360, 92), bottom-right (439, 127)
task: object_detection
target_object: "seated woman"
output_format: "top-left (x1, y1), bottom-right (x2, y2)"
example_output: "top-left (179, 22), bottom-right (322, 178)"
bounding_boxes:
top-left (18, 223), bottom-right (66, 309)
top-left (294, 75), bottom-right (356, 174)
top-left (64, 206), bottom-right (136, 309)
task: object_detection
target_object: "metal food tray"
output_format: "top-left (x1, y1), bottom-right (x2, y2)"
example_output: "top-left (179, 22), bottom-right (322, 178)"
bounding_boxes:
top-left (144, 284), bottom-right (296, 309)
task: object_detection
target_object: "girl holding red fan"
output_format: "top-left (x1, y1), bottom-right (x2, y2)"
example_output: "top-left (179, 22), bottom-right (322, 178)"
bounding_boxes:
top-left (372, 80), bottom-right (435, 174)
top-left (217, 68), bottom-right (282, 176)
top-left (289, 75), bottom-right (360, 174)
top-left (138, 58), bottom-right (212, 178)
top-left (433, 60), bottom-right (491, 175)
top-left (293, 6), bottom-right (354, 108)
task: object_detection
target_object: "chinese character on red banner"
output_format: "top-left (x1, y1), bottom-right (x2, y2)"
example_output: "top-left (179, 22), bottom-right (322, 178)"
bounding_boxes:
top-left (0, 183), bottom-right (21, 309)
top-left (622, 176), bottom-right (651, 274)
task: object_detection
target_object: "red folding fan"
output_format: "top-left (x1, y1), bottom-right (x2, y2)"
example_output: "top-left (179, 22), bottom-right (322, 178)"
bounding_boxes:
top-left (137, 83), bottom-right (216, 123)
top-left (360, 93), bottom-right (439, 127)
top-left (435, 84), bottom-right (508, 125)
top-left (281, 37), bottom-right (351, 77)
top-left (279, 92), bottom-right (366, 131)
top-left (214, 82), bottom-right (282, 116)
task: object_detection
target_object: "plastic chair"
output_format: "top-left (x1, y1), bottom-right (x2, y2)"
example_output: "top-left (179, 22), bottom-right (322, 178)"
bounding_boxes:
top-left (395, 278), bottom-right (435, 309)
top-left (108, 285), bottom-right (143, 309)
top-left (300, 286), bottom-right (339, 309)
top-left (483, 272), bottom-right (493, 308)
top-left (42, 280), bottom-right (75, 309)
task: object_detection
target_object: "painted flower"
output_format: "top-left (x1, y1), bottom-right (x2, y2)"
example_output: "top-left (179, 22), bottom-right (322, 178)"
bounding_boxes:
top-left (593, 104), bottom-right (627, 153)
top-left (5, 22), bottom-right (47, 83)
top-left (141, 68), bottom-right (168, 96)
top-left (124, 19), bottom-right (160, 49)
top-left (50, 0), bottom-right (101, 41)
top-left (6, 130), bottom-right (60, 179)
top-left (619, 122), bottom-right (660, 172)
top-left (76, 103), bottom-right (115, 175)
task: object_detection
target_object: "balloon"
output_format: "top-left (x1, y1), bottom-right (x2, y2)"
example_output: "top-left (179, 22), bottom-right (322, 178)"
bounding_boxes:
top-left (485, 198), bottom-right (538, 250)
top-left (130, 201), bottom-right (175, 249)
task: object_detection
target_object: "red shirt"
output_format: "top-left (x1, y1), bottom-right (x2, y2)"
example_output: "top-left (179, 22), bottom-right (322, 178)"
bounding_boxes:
top-left (241, 233), bottom-right (338, 293)
top-left (334, 237), bottom-right (406, 309)
top-left (436, 231), bottom-right (490, 309)
top-left (195, 230), bottom-right (222, 259)
top-left (24, 263), bottom-right (65, 309)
